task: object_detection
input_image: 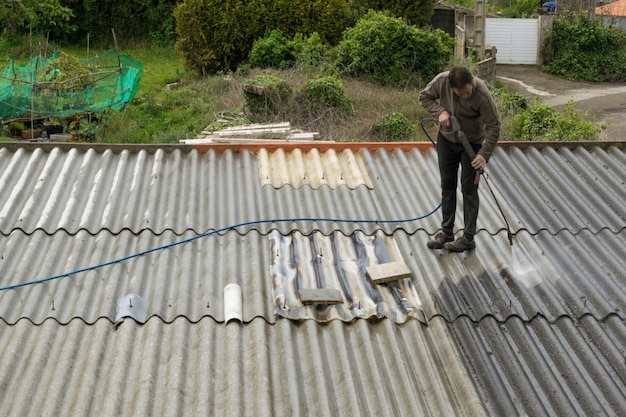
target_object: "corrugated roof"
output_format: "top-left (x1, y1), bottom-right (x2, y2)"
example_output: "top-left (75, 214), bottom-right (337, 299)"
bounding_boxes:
top-left (0, 142), bottom-right (625, 416)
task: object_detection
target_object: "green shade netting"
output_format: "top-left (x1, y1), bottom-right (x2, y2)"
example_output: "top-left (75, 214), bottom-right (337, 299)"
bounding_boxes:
top-left (0, 48), bottom-right (143, 119)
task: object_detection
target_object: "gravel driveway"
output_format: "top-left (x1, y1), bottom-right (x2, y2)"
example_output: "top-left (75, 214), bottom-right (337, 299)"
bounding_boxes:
top-left (496, 65), bottom-right (626, 141)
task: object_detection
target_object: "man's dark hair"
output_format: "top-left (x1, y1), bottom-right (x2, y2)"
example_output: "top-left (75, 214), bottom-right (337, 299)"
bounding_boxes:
top-left (448, 66), bottom-right (473, 89)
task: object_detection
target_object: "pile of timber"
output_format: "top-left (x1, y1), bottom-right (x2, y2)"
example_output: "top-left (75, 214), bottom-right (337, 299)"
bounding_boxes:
top-left (180, 122), bottom-right (325, 144)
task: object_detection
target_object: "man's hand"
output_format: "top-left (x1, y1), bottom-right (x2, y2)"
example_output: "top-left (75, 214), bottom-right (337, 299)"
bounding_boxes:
top-left (438, 111), bottom-right (451, 128)
top-left (472, 154), bottom-right (487, 171)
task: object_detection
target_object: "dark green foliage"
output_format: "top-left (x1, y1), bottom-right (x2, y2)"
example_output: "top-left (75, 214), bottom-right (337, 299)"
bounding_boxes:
top-left (292, 32), bottom-right (331, 69)
top-left (267, 0), bottom-right (348, 45)
top-left (299, 75), bottom-right (351, 112)
top-left (346, 0), bottom-right (435, 27)
top-left (544, 13), bottom-right (626, 82)
top-left (248, 31), bottom-right (332, 70)
top-left (175, 0), bottom-right (348, 74)
top-left (243, 74), bottom-right (293, 118)
top-left (54, 0), bottom-right (178, 44)
top-left (374, 112), bottom-right (415, 141)
top-left (335, 11), bottom-right (454, 86)
top-left (175, 0), bottom-right (261, 74)
top-left (146, 1), bottom-right (178, 46)
top-left (248, 30), bottom-right (298, 69)
top-left (0, 0), bottom-right (76, 38)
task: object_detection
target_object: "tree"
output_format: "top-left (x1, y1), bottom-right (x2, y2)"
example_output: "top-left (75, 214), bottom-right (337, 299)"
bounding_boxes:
top-left (0, 0), bottom-right (75, 37)
top-left (175, 0), bottom-right (348, 74)
top-left (335, 11), bottom-right (454, 85)
top-left (346, 0), bottom-right (436, 27)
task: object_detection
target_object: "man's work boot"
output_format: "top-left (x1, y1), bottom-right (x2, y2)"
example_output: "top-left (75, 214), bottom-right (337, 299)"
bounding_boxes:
top-left (444, 235), bottom-right (476, 252)
top-left (427, 231), bottom-right (454, 249)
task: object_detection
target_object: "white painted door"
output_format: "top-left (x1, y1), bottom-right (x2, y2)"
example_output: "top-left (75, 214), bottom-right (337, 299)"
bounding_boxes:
top-left (486, 18), bottom-right (538, 65)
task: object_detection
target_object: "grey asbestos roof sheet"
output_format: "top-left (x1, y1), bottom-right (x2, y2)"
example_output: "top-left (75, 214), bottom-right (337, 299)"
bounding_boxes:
top-left (0, 142), bottom-right (624, 416)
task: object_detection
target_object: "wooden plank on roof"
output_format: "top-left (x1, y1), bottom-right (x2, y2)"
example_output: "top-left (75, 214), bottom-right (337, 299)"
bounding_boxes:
top-left (366, 261), bottom-right (412, 284)
top-left (298, 288), bottom-right (343, 305)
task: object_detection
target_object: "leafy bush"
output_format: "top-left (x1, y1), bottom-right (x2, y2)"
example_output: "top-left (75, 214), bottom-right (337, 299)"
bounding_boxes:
top-left (345, 0), bottom-right (436, 28)
top-left (175, 0), bottom-right (348, 74)
top-left (374, 112), bottom-right (415, 141)
top-left (292, 32), bottom-right (331, 70)
top-left (248, 30), bottom-right (331, 70)
top-left (492, 88), bottom-right (530, 115)
top-left (335, 11), bottom-right (454, 86)
top-left (544, 13), bottom-right (626, 82)
top-left (248, 30), bottom-right (298, 69)
top-left (509, 100), bottom-right (600, 141)
top-left (243, 74), bottom-right (293, 118)
top-left (175, 0), bottom-right (259, 74)
top-left (299, 76), bottom-right (352, 113)
top-left (270, 0), bottom-right (348, 45)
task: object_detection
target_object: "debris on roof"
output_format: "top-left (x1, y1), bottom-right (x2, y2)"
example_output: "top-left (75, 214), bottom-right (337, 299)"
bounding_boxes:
top-left (182, 121), bottom-right (322, 144)
top-left (366, 261), bottom-right (412, 284)
top-left (298, 288), bottom-right (343, 305)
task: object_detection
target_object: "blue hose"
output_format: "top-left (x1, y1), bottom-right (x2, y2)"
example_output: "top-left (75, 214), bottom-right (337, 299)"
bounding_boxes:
top-left (0, 208), bottom-right (441, 292)
top-left (0, 124), bottom-right (444, 291)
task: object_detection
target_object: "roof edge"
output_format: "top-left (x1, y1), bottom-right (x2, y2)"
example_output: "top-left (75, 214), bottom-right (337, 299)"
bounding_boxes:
top-left (0, 141), bottom-right (623, 154)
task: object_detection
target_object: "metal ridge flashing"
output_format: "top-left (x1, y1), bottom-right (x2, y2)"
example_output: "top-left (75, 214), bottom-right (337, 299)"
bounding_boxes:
top-left (189, 141), bottom-right (436, 153)
top-left (0, 140), bottom-right (623, 154)
top-left (189, 140), bottom-right (626, 153)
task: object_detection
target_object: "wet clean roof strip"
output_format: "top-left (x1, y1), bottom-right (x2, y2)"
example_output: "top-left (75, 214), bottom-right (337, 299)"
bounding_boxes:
top-left (257, 148), bottom-right (374, 189)
top-left (270, 230), bottom-right (423, 323)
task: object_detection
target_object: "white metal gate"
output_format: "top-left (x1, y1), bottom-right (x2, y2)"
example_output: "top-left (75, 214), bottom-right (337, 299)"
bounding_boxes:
top-left (486, 18), bottom-right (539, 65)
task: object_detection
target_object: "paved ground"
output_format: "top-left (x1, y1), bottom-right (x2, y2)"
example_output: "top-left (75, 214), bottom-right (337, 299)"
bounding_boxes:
top-left (495, 65), bottom-right (626, 141)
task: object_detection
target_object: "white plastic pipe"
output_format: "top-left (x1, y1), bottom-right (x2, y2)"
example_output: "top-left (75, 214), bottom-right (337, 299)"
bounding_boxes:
top-left (224, 283), bottom-right (243, 323)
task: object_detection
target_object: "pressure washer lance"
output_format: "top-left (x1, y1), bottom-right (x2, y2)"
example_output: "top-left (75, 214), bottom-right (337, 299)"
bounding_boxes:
top-left (449, 116), bottom-right (483, 185)
top-left (420, 117), bottom-right (515, 246)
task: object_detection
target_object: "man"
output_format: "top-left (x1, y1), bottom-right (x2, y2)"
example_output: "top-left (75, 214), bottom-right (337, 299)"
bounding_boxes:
top-left (419, 66), bottom-right (500, 252)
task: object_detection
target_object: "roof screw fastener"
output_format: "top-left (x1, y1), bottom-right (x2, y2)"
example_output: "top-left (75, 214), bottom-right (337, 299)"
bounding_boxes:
top-left (51, 298), bottom-right (55, 311)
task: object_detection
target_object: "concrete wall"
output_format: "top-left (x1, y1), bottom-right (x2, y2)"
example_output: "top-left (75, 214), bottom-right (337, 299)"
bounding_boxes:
top-left (537, 15), bottom-right (554, 65)
top-left (599, 16), bottom-right (626, 34)
top-left (477, 56), bottom-right (496, 85)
